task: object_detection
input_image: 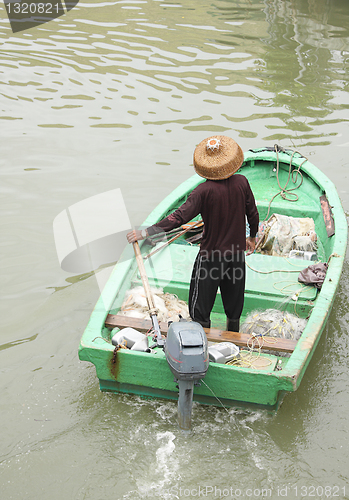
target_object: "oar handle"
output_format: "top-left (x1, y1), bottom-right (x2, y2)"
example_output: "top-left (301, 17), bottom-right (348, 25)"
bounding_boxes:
top-left (132, 241), bottom-right (164, 346)
top-left (133, 241), bottom-right (156, 311)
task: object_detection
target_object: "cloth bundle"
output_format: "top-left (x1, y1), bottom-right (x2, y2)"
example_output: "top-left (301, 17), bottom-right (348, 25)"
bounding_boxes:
top-left (298, 262), bottom-right (328, 290)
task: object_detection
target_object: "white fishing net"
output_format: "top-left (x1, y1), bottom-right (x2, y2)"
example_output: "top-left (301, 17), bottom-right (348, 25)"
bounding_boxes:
top-left (241, 309), bottom-right (307, 341)
top-left (118, 286), bottom-right (190, 323)
top-left (257, 213), bottom-right (317, 256)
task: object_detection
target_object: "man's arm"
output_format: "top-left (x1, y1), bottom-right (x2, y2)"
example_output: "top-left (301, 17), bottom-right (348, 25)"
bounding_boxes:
top-left (127, 188), bottom-right (202, 243)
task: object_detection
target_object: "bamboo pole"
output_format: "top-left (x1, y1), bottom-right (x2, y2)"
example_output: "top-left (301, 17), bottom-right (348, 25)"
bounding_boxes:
top-left (132, 241), bottom-right (164, 346)
top-left (144, 220), bottom-right (203, 260)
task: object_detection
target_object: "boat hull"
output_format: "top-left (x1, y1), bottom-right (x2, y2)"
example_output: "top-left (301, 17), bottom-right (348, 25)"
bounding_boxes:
top-left (78, 149), bottom-right (347, 410)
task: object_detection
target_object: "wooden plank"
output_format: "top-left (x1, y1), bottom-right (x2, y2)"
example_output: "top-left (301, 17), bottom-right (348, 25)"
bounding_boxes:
top-left (320, 194), bottom-right (335, 237)
top-left (106, 315), bottom-right (168, 334)
top-left (105, 314), bottom-right (297, 353)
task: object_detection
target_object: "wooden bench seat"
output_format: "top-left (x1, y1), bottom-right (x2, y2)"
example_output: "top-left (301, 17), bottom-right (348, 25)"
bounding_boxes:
top-left (105, 315), bottom-right (297, 354)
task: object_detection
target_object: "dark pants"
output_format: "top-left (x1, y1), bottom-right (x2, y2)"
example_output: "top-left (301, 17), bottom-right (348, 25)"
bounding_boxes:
top-left (188, 253), bottom-right (245, 328)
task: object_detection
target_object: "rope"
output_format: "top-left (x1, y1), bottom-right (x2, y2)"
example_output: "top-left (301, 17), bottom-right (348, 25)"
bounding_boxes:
top-left (263, 145), bottom-right (308, 221)
top-left (200, 379), bottom-right (230, 414)
top-left (226, 341), bottom-right (274, 369)
top-left (92, 336), bottom-right (112, 344)
top-left (148, 307), bottom-right (159, 317)
top-left (327, 252), bottom-right (341, 264)
top-left (271, 281), bottom-right (310, 315)
top-left (245, 260), bottom-right (301, 274)
top-left (272, 281), bottom-right (306, 294)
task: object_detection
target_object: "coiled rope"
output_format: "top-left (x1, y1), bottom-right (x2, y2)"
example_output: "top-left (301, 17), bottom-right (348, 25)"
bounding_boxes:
top-left (263, 145), bottom-right (308, 221)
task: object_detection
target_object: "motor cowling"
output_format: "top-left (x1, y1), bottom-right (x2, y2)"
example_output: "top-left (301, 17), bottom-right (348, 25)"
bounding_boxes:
top-left (165, 321), bottom-right (209, 382)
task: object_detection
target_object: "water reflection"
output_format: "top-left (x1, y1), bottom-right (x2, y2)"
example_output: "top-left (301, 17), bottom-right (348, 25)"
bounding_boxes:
top-left (0, 0), bottom-right (347, 147)
top-left (0, 333), bottom-right (38, 351)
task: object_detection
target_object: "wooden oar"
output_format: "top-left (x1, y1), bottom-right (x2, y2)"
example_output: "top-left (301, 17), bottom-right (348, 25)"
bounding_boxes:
top-left (144, 220), bottom-right (203, 260)
top-left (149, 221), bottom-right (203, 243)
top-left (132, 241), bottom-right (164, 347)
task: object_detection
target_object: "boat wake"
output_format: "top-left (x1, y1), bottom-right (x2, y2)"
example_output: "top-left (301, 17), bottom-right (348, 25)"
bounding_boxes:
top-left (124, 430), bottom-right (179, 500)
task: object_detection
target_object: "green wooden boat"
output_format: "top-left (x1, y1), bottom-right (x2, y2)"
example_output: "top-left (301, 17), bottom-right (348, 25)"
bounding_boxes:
top-left (78, 147), bottom-right (347, 412)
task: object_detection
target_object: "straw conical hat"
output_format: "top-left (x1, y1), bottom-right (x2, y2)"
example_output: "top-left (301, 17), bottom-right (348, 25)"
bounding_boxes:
top-left (193, 135), bottom-right (244, 180)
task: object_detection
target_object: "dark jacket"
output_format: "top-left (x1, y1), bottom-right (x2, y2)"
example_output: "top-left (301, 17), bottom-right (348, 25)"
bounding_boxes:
top-left (147, 174), bottom-right (259, 257)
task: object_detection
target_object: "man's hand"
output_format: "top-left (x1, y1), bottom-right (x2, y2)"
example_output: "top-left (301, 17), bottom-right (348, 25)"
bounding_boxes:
top-left (127, 229), bottom-right (147, 244)
top-left (246, 236), bottom-right (256, 255)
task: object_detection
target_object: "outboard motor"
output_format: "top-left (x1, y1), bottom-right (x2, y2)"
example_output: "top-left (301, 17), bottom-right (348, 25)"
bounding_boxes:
top-left (165, 321), bottom-right (209, 430)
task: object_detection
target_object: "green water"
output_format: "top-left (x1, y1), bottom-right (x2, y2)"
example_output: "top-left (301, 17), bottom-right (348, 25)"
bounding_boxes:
top-left (1, 0), bottom-right (349, 498)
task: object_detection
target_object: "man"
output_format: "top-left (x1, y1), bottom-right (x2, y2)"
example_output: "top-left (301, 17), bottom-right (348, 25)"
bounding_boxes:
top-left (127, 135), bottom-right (259, 332)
